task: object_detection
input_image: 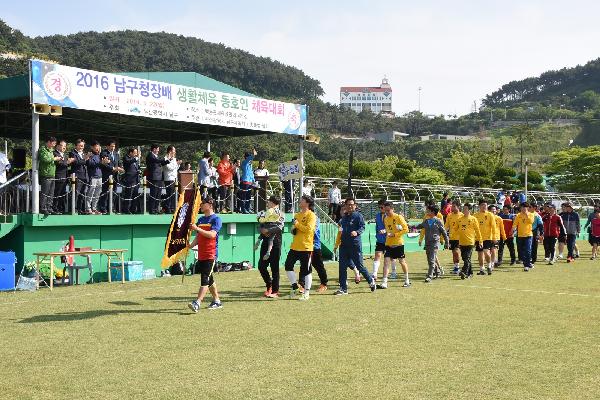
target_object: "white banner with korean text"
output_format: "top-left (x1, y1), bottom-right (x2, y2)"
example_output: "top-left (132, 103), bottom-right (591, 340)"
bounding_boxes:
top-left (29, 60), bottom-right (307, 135)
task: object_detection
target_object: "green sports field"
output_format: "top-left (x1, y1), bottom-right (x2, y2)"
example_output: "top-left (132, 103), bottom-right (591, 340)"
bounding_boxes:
top-left (1, 245), bottom-right (599, 400)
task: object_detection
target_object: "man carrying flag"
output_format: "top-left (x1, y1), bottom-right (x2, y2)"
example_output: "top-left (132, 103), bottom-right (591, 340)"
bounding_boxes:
top-left (188, 197), bottom-right (223, 312)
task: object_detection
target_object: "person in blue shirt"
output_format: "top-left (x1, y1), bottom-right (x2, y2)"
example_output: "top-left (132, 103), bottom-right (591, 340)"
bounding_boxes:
top-left (372, 199), bottom-right (393, 281)
top-left (239, 148), bottom-right (256, 214)
top-left (335, 198), bottom-right (376, 295)
top-left (529, 202), bottom-right (544, 267)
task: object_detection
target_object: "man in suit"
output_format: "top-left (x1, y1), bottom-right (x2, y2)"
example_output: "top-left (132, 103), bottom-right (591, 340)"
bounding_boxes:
top-left (146, 144), bottom-right (169, 214)
top-left (98, 140), bottom-right (123, 214)
top-left (53, 139), bottom-right (73, 214)
top-left (122, 148), bottom-right (140, 214)
top-left (69, 138), bottom-right (88, 214)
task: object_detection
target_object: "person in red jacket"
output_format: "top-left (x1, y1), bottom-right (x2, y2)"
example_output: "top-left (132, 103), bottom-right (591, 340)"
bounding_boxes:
top-left (542, 204), bottom-right (566, 264)
top-left (216, 151), bottom-right (234, 213)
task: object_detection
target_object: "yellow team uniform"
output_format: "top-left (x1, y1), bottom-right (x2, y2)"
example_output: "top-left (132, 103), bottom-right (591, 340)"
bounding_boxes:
top-left (493, 214), bottom-right (507, 241)
top-left (474, 210), bottom-right (497, 242)
top-left (457, 214), bottom-right (483, 246)
top-left (444, 211), bottom-right (464, 241)
top-left (419, 211), bottom-right (445, 243)
top-left (290, 210), bottom-right (316, 251)
top-left (513, 212), bottom-right (534, 238)
top-left (384, 213), bottom-right (409, 247)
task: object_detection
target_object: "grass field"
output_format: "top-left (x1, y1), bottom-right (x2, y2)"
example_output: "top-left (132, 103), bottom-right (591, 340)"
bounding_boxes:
top-left (1, 244), bottom-right (599, 400)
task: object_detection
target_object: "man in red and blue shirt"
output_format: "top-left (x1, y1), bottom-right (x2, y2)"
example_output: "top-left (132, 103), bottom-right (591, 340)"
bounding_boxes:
top-left (188, 196), bottom-right (223, 312)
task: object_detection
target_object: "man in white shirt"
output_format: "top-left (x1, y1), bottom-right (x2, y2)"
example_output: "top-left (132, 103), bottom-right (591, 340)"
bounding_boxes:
top-left (328, 180), bottom-right (342, 219)
top-left (253, 160), bottom-right (269, 178)
top-left (162, 145), bottom-right (181, 213)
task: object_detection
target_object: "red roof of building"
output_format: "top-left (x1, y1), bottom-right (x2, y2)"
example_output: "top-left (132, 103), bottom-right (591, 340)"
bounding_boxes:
top-left (340, 87), bottom-right (392, 93)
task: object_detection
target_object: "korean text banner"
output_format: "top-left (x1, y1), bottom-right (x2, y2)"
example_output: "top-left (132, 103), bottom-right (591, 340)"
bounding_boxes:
top-left (30, 60), bottom-right (307, 135)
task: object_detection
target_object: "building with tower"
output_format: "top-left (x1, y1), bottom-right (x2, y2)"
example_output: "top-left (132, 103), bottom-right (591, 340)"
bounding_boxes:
top-left (340, 77), bottom-right (394, 116)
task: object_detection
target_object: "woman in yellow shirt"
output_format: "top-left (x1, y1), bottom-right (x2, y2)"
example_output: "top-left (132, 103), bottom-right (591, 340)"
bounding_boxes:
top-left (457, 203), bottom-right (482, 279)
top-left (513, 202), bottom-right (535, 272)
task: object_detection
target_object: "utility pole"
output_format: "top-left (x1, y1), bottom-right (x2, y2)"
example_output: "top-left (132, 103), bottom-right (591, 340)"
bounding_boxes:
top-left (418, 87), bottom-right (422, 112)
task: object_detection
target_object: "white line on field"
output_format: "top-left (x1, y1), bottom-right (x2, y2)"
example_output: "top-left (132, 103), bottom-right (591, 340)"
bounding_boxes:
top-left (454, 284), bottom-right (600, 299)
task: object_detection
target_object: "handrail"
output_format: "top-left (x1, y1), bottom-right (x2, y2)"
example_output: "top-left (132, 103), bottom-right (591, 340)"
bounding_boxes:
top-left (0, 170), bottom-right (29, 191)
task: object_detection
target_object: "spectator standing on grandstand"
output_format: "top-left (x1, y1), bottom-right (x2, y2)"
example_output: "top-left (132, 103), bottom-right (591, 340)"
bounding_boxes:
top-left (216, 152), bottom-right (234, 213)
top-left (187, 196), bottom-right (223, 313)
top-left (0, 150), bottom-right (10, 184)
top-left (69, 139), bottom-right (89, 214)
top-left (85, 140), bottom-right (104, 215)
top-left (198, 151), bottom-right (211, 198)
top-left (38, 136), bottom-right (60, 215)
top-left (122, 148), bottom-right (140, 214)
top-left (162, 145), bottom-right (181, 214)
top-left (146, 144), bottom-right (169, 215)
top-left (99, 140), bottom-right (123, 214)
top-left (253, 160), bottom-right (269, 178)
top-left (239, 149), bottom-right (256, 214)
top-left (53, 139), bottom-right (72, 214)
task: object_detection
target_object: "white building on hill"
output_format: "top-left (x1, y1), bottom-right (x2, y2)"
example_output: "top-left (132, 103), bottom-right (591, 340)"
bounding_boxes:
top-left (340, 78), bottom-right (394, 116)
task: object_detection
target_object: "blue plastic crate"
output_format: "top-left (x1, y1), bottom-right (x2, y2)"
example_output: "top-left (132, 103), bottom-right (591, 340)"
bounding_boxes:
top-left (0, 251), bottom-right (16, 291)
top-left (110, 261), bottom-right (144, 282)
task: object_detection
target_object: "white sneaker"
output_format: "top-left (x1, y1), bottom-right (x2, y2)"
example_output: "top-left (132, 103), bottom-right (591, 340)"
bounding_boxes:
top-left (558, 254), bottom-right (564, 259)
top-left (544, 257), bottom-right (549, 262)
top-left (376, 282), bottom-right (388, 289)
top-left (298, 292), bottom-right (310, 301)
top-left (334, 289), bottom-right (348, 296)
top-left (402, 281), bottom-right (411, 288)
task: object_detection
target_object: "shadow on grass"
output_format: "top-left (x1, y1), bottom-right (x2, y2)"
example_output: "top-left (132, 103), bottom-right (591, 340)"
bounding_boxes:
top-left (146, 291), bottom-right (266, 303)
top-left (109, 301), bottom-right (142, 306)
top-left (17, 308), bottom-right (187, 323)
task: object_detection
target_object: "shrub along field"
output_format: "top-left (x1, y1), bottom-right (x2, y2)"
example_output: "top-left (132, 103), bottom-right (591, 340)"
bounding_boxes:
top-left (1, 244), bottom-right (599, 400)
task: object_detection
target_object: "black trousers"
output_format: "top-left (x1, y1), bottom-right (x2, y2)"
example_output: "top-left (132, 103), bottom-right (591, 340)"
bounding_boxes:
top-left (543, 236), bottom-right (558, 260)
top-left (498, 237), bottom-right (516, 263)
top-left (53, 177), bottom-right (68, 213)
top-left (75, 180), bottom-right (87, 213)
top-left (300, 248), bottom-right (328, 285)
top-left (123, 182), bottom-right (139, 214)
top-left (163, 180), bottom-right (176, 212)
top-left (217, 185), bottom-right (230, 212)
top-left (39, 176), bottom-right (55, 213)
top-left (460, 245), bottom-right (474, 276)
top-left (284, 249), bottom-right (312, 290)
top-left (257, 239), bottom-right (281, 293)
top-left (148, 179), bottom-right (163, 213)
top-left (531, 234), bottom-right (540, 263)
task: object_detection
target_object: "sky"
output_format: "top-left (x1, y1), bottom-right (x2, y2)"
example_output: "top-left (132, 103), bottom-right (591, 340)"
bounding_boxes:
top-left (3, 0), bottom-right (600, 116)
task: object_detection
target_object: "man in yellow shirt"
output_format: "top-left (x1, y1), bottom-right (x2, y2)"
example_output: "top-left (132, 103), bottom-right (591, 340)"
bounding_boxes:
top-left (379, 201), bottom-right (410, 288)
top-left (513, 202), bottom-right (535, 271)
top-left (489, 204), bottom-right (507, 272)
top-left (457, 203), bottom-right (482, 279)
top-left (284, 195), bottom-right (316, 300)
top-left (444, 200), bottom-right (463, 274)
top-left (474, 199), bottom-right (497, 276)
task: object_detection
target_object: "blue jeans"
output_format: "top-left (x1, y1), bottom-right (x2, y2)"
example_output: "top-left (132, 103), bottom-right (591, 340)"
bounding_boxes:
top-left (517, 236), bottom-right (533, 268)
top-left (338, 245), bottom-right (372, 291)
top-left (566, 234), bottom-right (577, 258)
top-left (239, 182), bottom-right (252, 213)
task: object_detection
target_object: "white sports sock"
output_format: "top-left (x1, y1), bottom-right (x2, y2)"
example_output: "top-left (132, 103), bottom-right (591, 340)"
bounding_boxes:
top-left (404, 272), bottom-right (409, 283)
top-left (391, 260), bottom-right (397, 274)
top-left (286, 271), bottom-right (297, 285)
top-left (382, 276), bottom-right (388, 284)
top-left (373, 260), bottom-right (380, 276)
top-left (454, 263), bottom-right (459, 268)
top-left (304, 273), bottom-right (313, 291)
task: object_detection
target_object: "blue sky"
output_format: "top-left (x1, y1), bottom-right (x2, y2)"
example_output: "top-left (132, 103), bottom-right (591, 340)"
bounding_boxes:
top-left (3, 0), bottom-right (600, 115)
